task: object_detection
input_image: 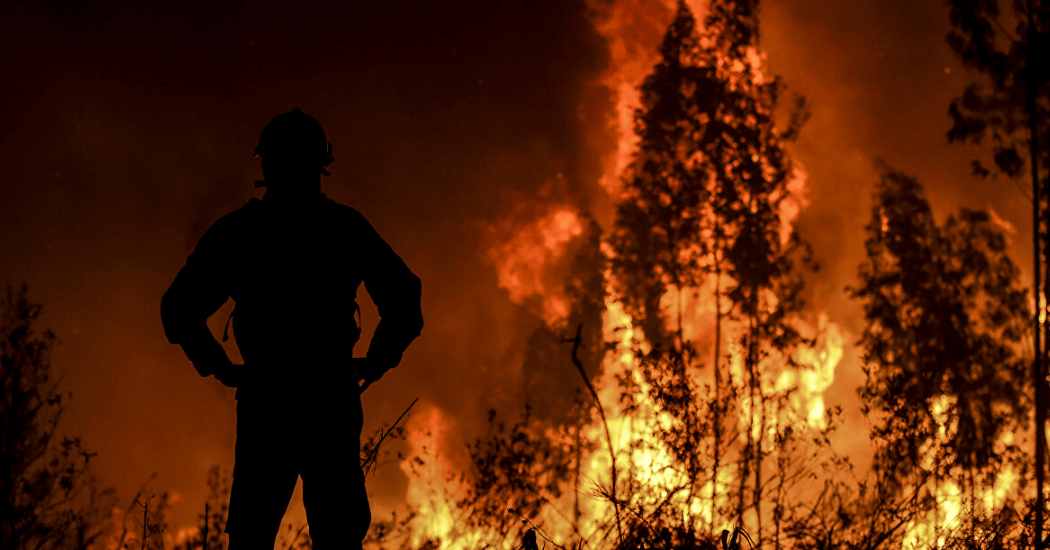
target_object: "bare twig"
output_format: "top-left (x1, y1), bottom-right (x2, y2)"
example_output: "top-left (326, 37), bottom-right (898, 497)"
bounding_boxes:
top-left (518, 485), bottom-right (588, 549)
top-left (201, 502), bottom-right (208, 550)
top-left (722, 525), bottom-right (757, 550)
top-left (361, 397), bottom-right (419, 476)
top-left (562, 323), bottom-right (622, 544)
top-left (510, 510), bottom-right (569, 550)
top-left (137, 493), bottom-right (154, 550)
top-left (115, 491), bottom-right (139, 550)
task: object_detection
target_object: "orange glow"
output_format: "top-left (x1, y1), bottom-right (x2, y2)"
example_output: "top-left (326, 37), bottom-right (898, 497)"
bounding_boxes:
top-left (585, 0), bottom-right (680, 196)
top-left (2, 0), bottom-right (1038, 547)
top-left (484, 204), bottom-right (585, 325)
top-left (400, 405), bottom-right (469, 549)
top-left (399, 3), bottom-right (866, 547)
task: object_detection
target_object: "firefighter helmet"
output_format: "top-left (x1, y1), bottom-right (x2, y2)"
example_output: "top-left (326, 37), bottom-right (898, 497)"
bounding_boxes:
top-left (254, 108), bottom-right (334, 176)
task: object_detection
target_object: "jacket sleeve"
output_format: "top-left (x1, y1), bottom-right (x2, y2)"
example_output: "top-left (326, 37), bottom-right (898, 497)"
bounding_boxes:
top-left (359, 217), bottom-right (423, 371)
top-left (161, 219), bottom-right (234, 377)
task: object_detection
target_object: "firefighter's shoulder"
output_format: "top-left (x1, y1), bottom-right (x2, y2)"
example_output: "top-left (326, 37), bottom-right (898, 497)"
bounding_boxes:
top-left (320, 197), bottom-right (374, 230)
top-left (197, 199), bottom-right (263, 245)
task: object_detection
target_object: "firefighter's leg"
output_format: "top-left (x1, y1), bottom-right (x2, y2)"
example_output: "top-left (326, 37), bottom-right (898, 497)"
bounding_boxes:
top-left (301, 391), bottom-right (369, 550)
top-left (226, 395), bottom-right (299, 549)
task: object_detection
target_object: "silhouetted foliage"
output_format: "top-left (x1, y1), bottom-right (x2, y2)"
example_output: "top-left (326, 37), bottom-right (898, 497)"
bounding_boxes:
top-left (290, 4), bottom-right (1047, 550)
top-left (0, 285), bottom-right (113, 550)
top-left (778, 463), bottom-right (936, 550)
top-left (191, 466), bottom-right (231, 550)
top-left (455, 220), bottom-right (606, 549)
top-left (850, 167), bottom-right (1030, 542)
top-left (461, 405), bottom-right (576, 543)
top-left (611, 0), bottom-right (711, 348)
top-left (945, 1), bottom-right (1050, 541)
top-left (113, 488), bottom-right (170, 550)
top-left (945, 0), bottom-right (1049, 181)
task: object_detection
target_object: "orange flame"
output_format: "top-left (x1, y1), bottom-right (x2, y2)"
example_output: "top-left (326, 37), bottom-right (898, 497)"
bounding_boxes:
top-left (390, 2), bottom-right (1000, 549)
top-left (400, 405), bottom-right (469, 548)
top-left (483, 204), bottom-right (585, 325)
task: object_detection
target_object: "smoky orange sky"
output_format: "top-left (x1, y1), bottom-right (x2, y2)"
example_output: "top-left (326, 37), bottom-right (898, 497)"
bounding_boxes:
top-left (0, 0), bottom-right (1032, 535)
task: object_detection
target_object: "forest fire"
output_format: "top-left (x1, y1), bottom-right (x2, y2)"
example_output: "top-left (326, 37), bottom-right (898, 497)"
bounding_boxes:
top-left (387, 1), bottom-right (1039, 549)
top-left (1, 0), bottom-right (1047, 549)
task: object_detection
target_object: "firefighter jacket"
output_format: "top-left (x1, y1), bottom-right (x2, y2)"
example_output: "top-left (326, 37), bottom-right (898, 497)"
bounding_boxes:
top-left (161, 191), bottom-right (423, 383)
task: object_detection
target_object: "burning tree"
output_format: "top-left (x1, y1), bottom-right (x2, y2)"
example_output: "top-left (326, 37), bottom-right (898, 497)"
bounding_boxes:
top-left (609, 0), bottom-right (812, 545)
top-left (399, 3), bottom-right (1042, 550)
top-left (943, 0), bottom-right (1050, 542)
top-left (604, 4), bottom-right (719, 540)
top-left (850, 167), bottom-right (1031, 546)
top-left (457, 217), bottom-right (607, 547)
top-left (448, 2), bottom-right (838, 549)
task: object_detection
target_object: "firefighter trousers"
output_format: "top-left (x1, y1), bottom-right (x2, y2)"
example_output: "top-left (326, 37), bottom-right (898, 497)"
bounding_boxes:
top-left (225, 381), bottom-right (369, 550)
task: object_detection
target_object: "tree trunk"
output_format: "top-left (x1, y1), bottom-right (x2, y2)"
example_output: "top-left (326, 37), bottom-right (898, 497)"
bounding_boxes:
top-left (1028, 1), bottom-right (1045, 547)
top-left (712, 258), bottom-right (723, 533)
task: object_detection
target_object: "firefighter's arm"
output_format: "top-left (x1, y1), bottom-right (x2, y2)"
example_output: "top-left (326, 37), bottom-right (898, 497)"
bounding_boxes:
top-left (161, 221), bottom-right (235, 378)
top-left (360, 218), bottom-right (423, 379)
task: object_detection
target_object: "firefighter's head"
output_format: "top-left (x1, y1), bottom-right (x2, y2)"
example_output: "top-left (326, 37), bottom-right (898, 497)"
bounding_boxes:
top-left (254, 108), bottom-right (334, 192)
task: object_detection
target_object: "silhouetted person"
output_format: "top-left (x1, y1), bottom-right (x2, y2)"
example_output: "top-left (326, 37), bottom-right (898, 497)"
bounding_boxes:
top-left (161, 108), bottom-right (423, 550)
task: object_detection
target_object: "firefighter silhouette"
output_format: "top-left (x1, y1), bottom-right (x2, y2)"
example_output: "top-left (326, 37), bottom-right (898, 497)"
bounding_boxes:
top-left (161, 108), bottom-right (423, 550)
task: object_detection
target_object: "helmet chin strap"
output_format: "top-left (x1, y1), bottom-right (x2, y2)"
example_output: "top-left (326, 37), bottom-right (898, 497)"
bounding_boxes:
top-left (256, 175), bottom-right (323, 195)
top-left (255, 164), bottom-right (325, 189)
